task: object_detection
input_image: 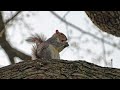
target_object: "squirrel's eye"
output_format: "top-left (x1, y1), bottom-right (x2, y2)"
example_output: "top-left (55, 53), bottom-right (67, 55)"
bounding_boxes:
top-left (60, 33), bottom-right (63, 35)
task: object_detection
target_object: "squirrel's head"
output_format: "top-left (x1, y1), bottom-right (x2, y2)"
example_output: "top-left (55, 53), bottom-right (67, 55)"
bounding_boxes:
top-left (54, 30), bottom-right (68, 43)
top-left (54, 30), bottom-right (69, 52)
top-left (51, 30), bottom-right (69, 52)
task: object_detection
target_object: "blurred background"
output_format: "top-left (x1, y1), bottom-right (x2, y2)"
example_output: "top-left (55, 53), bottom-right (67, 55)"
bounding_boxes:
top-left (0, 11), bottom-right (120, 68)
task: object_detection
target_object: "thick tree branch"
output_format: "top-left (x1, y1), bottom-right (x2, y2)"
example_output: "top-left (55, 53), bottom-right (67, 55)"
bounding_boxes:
top-left (0, 39), bottom-right (31, 63)
top-left (0, 59), bottom-right (120, 79)
top-left (85, 11), bottom-right (120, 37)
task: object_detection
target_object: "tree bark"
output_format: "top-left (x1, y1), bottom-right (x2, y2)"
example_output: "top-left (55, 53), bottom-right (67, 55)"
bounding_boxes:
top-left (85, 11), bottom-right (120, 37)
top-left (0, 59), bottom-right (120, 79)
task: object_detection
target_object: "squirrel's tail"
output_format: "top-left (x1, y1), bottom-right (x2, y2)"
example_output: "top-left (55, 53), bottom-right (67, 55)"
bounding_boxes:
top-left (26, 33), bottom-right (47, 44)
top-left (26, 33), bottom-right (46, 60)
top-left (31, 45), bottom-right (38, 60)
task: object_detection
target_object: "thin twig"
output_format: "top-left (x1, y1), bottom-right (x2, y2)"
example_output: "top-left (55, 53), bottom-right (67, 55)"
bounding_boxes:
top-left (111, 59), bottom-right (113, 68)
top-left (101, 34), bottom-right (107, 66)
top-left (63, 11), bottom-right (70, 18)
top-left (5, 11), bottom-right (22, 25)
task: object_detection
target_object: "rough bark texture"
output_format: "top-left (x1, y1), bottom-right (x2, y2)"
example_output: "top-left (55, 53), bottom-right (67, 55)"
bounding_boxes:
top-left (85, 11), bottom-right (120, 37)
top-left (0, 59), bottom-right (120, 79)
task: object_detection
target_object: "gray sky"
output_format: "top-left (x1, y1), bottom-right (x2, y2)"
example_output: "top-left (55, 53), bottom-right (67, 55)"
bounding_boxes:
top-left (0, 11), bottom-right (120, 68)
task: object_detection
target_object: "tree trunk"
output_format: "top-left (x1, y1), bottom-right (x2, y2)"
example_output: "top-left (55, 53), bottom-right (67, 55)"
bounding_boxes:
top-left (85, 11), bottom-right (120, 37)
top-left (0, 59), bottom-right (120, 79)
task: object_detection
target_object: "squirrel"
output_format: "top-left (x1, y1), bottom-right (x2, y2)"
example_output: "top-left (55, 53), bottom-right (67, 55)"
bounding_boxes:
top-left (26, 30), bottom-right (69, 60)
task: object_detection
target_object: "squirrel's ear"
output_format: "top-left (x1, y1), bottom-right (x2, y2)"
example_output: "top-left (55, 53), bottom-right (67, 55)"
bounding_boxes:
top-left (56, 30), bottom-right (59, 34)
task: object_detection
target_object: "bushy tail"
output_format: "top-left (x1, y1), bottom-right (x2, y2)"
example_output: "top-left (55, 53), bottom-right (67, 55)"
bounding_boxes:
top-left (26, 33), bottom-right (47, 60)
top-left (26, 33), bottom-right (47, 44)
top-left (31, 45), bottom-right (38, 60)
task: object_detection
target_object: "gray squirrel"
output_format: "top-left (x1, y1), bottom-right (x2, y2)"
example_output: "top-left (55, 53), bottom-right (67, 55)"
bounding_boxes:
top-left (26, 30), bottom-right (69, 60)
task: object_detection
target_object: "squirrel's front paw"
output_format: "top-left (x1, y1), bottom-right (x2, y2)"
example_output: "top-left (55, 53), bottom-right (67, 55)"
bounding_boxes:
top-left (64, 42), bottom-right (69, 47)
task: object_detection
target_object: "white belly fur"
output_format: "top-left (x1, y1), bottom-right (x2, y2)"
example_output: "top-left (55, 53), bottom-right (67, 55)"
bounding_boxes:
top-left (48, 44), bottom-right (60, 59)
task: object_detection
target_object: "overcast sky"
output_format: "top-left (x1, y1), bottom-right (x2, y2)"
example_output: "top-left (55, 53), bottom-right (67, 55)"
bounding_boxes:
top-left (0, 11), bottom-right (120, 69)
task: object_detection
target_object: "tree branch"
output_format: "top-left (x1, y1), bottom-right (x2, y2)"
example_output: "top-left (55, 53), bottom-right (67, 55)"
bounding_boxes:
top-left (5, 11), bottom-right (22, 25)
top-left (85, 11), bottom-right (120, 37)
top-left (0, 11), bottom-right (31, 64)
top-left (0, 11), bottom-right (22, 37)
top-left (0, 59), bottom-right (120, 79)
top-left (62, 11), bottom-right (70, 19)
top-left (0, 37), bottom-right (31, 64)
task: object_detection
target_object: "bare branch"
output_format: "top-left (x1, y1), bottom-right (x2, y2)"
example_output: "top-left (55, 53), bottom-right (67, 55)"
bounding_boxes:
top-left (0, 11), bottom-right (22, 37)
top-left (0, 11), bottom-right (31, 64)
top-left (101, 34), bottom-right (107, 66)
top-left (5, 11), bottom-right (22, 25)
top-left (0, 38), bottom-right (31, 64)
top-left (12, 48), bottom-right (31, 60)
top-left (63, 11), bottom-right (70, 18)
top-left (0, 29), bottom-right (4, 37)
